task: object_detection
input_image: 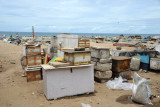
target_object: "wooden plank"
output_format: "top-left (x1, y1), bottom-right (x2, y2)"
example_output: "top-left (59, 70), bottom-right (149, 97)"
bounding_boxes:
top-left (27, 65), bottom-right (41, 68)
top-left (49, 62), bottom-right (70, 67)
top-left (26, 65), bottom-right (42, 71)
top-left (41, 64), bottom-right (93, 70)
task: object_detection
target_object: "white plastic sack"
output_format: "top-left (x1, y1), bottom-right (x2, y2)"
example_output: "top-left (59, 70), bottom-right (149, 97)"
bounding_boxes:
top-left (131, 72), bottom-right (152, 105)
top-left (106, 76), bottom-right (133, 90)
top-left (81, 103), bottom-right (91, 107)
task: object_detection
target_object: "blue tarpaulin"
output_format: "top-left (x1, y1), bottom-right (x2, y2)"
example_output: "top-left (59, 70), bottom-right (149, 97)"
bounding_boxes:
top-left (143, 38), bottom-right (148, 41)
top-left (137, 53), bottom-right (149, 64)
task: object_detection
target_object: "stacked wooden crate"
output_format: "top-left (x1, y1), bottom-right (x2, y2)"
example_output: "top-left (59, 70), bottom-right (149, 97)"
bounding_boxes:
top-left (78, 39), bottom-right (90, 48)
top-left (23, 45), bottom-right (41, 65)
top-left (22, 44), bottom-right (42, 81)
top-left (25, 65), bottom-right (42, 82)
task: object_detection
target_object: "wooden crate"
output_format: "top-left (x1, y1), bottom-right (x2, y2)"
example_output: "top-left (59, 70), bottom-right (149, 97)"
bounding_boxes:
top-left (23, 55), bottom-right (42, 66)
top-left (64, 50), bottom-right (91, 66)
top-left (26, 65), bottom-right (42, 82)
top-left (78, 40), bottom-right (90, 48)
top-left (26, 45), bottom-right (41, 55)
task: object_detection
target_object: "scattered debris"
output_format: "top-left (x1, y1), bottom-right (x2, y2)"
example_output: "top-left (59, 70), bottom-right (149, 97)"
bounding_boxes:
top-left (106, 76), bottom-right (133, 90)
top-left (81, 103), bottom-right (91, 107)
top-left (10, 60), bottom-right (16, 64)
top-left (37, 90), bottom-right (43, 94)
top-left (32, 92), bottom-right (35, 95)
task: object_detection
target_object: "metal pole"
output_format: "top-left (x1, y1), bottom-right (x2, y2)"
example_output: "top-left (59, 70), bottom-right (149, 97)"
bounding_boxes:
top-left (32, 26), bottom-right (34, 39)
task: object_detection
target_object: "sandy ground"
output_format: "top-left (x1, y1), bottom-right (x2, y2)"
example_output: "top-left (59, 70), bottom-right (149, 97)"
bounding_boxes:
top-left (0, 40), bottom-right (160, 107)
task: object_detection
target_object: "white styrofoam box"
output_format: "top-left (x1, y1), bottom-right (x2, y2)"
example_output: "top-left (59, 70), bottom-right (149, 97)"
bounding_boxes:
top-left (150, 58), bottom-right (160, 70)
top-left (42, 64), bottom-right (94, 100)
top-left (57, 34), bottom-right (78, 49)
top-left (23, 45), bottom-right (26, 56)
top-left (155, 45), bottom-right (160, 52)
top-left (111, 50), bottom-right (126, 57)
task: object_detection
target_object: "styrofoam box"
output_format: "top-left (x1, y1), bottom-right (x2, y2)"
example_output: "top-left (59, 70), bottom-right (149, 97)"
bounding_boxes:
top-left (42, 64), bottom-right (94, 100)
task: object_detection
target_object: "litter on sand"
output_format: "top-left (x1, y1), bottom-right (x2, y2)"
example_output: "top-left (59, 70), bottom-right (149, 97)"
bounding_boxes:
top-left (106, 76), bottom-right (133, 90)
top-left (81, 103), bottom-right (91, 107)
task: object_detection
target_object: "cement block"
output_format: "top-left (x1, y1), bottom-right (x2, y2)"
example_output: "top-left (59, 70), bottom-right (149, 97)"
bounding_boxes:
top-left (91, 57), bottom-right (99, 62)
top-left (99, 58), bottom-right (112, 64)
top-left (91, 46), bottom-right (109, 50)
top-left (100, 49), bottom-right (110, 59)
top-left (95, 70), bottom-right (112, 79)
top-left (91, 48), bottom-right (100, 58)
top-left (95, 62), bottom-right (112, 71)
top-left (91, 61), bottom-right (97, 66)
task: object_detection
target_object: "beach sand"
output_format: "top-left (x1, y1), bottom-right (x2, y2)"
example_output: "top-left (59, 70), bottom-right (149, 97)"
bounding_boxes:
top-left (0, 40), bottom-right (160, 107)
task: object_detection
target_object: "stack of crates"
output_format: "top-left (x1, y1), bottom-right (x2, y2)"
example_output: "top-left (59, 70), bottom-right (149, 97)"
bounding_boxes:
top-left (78, 39), bottom-right (90, 48)
top-left (22, 44), bottom-right (42, 82)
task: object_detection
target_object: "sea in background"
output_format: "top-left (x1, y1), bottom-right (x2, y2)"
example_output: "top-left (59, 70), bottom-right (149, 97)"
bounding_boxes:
top-left (0, 31), bottom-right (160, 37)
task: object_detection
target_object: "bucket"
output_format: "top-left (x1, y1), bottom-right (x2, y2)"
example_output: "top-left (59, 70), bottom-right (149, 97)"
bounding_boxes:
top-left (140, 62), bottom-right (149, 71)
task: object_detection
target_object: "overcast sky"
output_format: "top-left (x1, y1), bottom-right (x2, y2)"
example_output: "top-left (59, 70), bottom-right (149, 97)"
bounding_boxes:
top-left (0, 0), bottom-right (160, 34)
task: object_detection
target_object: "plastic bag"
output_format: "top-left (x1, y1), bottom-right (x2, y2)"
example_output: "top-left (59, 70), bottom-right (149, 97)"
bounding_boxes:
top-left (131, 72), bottom-right (152, 105)
top-left (81, 103), bottom-right (91, 107)
top-left (106, 76), bottom-right (133, 90)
